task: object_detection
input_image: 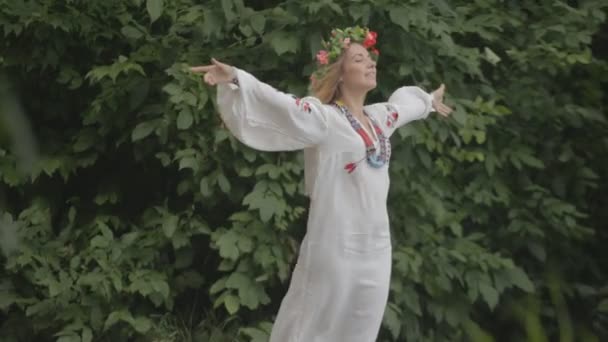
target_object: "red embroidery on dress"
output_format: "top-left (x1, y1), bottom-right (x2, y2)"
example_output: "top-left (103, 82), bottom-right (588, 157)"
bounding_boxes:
top-left (302, 102), bottom-right (311, 113)
top-left (293, 96), bottom-right (311, 113)
top-left (386, 111), bottom-right (399, 127)
top-left (344, 162), bottom-right (357, 173)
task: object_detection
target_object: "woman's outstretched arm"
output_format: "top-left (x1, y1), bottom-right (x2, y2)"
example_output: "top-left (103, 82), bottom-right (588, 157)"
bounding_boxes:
top-left (190, 59), bottom-right (330, 151)
top-left (367, 84), bottom-right (453, 138)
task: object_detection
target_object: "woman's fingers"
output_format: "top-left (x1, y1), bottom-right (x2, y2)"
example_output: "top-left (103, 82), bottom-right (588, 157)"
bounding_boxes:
top-left (439, 103), bottom-right (452, 114)
top-left (434, 102), bottom-right (453, 117)
top-left (211, 58), bottom-right (230, 71)
top-left (190, 65), bottom-right (215, 73)
top-left (203, 73), bottom-right (216, 86)
top-left (439, 102), bottom-right (453, 113)
top-left (433, 84), bottom-right (445, 101)
top-left (431, 83), bottom-right (453, 117)
top-left (212, 58), bottom-right (236, 79)
top-left (191, 59), bottom-right (234, 87)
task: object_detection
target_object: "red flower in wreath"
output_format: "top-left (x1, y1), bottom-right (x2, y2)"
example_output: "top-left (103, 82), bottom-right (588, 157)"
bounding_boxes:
top-left (363, 31), bottom-right (378, 48)
top-left (316, 50), bottom-right (329, 65)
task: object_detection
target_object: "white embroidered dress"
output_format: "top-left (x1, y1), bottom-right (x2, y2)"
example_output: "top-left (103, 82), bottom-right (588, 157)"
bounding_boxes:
top-left (217, 68), bottom-right (434, 342)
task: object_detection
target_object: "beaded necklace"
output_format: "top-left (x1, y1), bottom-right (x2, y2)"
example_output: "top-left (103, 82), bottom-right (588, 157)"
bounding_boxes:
top-left (333, 101), bottom-right (391, 173)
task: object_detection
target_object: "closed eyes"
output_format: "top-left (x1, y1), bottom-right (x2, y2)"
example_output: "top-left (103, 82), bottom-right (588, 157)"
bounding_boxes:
top-left (352, 53), bottom-right (371, 63)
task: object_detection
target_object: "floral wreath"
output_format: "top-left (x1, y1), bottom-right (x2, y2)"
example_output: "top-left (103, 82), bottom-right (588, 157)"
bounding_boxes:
top-left (311, 26), bottom-right (379, 81)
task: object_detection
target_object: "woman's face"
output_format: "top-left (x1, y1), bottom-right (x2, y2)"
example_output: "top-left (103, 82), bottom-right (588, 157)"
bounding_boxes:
top-left (340, 43), bottom-right (377, 92)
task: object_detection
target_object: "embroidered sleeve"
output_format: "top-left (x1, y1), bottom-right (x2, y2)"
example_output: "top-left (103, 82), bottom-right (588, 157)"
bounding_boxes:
top-left (368, 87), bottom-right (434, 138)
top-left (383, 103), bottom-right (400, 129)
top-left (216, 68), bottom-right (330, 151)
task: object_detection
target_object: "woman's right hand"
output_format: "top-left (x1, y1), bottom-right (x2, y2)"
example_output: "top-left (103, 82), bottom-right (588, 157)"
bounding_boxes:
top-left (190, 58), bottom-right (235, 86)
top-left (431, 84), bottom-right (453, 117)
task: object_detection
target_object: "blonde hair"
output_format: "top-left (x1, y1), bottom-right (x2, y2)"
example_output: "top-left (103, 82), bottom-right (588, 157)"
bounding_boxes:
top-left (310, 55), bottom-right (345, 104)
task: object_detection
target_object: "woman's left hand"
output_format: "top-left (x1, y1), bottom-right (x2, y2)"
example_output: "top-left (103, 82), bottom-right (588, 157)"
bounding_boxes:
top-left (431, 84), bottom-right (454, 117)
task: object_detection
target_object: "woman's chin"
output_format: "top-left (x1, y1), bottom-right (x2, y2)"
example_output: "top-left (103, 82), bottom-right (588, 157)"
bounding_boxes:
top-left (350, 80), bottom-right (377, 92)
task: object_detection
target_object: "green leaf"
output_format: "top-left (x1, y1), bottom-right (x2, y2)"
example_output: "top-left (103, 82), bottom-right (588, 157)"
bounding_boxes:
top-left (176, 271), bottom-right (204, 288)
top-left (240, 327), bottom-right (270, 342)
top-left (474, 131), bottom-right (486, 144)
top-left (389, 6), bottom-right (410, 30)
top-left (452, 107), bottom-right (467, 125)
top-left (104, 310), bottom-right (132, 330)
top-left (151, 279), bottom-right (170, 299)
top-left (239, 24), bottom-right (253, 37)
top-left (146, 0), bottom-right (164, 23)
top-left (132, 121), bottom-right (156, 141)
top-left (163, 83), bottom-right (181, 95)
top-left (243, 181), bottom-right (286, 222)
top-left (91, 235), bottom-right (109, 248)
top-left (48, 279), bottom-right (61, 297)
top-left (73, 133), bottom-right (96, 152)
top-left (133, 316), bottom-right (152, 333)
top-left (230, 211), bottom-right (253, 222)
top-left (508, 267), bottom-right (535, 292)
top-left (221, 0), bottom-right (236, 21)
top-left (519, 153), bottom-right (545, 169)
top-left (250, 14), bottom-right (265, 34)
top-left (175, 248), bottom-right (194, 268)
top-left (348, 5), bottom-right (369, 21)
top-left (0, 215), bottom-right (19, 256)
top-left (121, 26), bottom-right (143, 39)
top-left (200, 177), bottom-right (212, 197)
top-left (177, 109), bottom-right (193, 130)
top-left (179, 157), bottom-right (199, 172)
top-left (239, 282), bottom-right (267, 309)
top-left (0, 288), bottom-right (16, 310)
top-left (215, 129), bottom-right (230, 144)
top-left (224, 294), bottom-right (240, 314)
top-left (479, 283), bottom-right (499, 309)
top-left (162, 214), bottom-right (178, 238)
top-left (217, 173), bottom-right (231, 193)
top-left (57, 335), bottom-right (80, 342)
top-left (269, 32), bottom-right (299, 55)
top-left (215, 230), bottom-right (240, 260)
top-left (238, 235), bottom-right (254, 253)
top-left (210, 278), bottom-right (227, 295)
top-left (81, 327), bottom-right (93, 342)
top-left (449, 223), bottom-right (463, 237)
top-left (226, 272), bottom-right (250, 289)
top-left (483, 47), bottom-right (501, 65)
top-left (383, 303), bottom-right (402, 339)
top-left (180, 7), bottom-right (204, 23)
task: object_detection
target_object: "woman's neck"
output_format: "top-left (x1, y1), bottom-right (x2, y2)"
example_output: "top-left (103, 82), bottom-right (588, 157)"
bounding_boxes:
top-left (338, 88), bottom-right (367, 119)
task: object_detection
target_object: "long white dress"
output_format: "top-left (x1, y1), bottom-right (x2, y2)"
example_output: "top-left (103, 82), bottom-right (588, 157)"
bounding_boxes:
top-left (217, 68), bottom-right (434, 342)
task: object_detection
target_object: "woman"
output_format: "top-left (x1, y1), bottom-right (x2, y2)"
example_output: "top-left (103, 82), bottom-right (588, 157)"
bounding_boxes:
top-left (191, 27), bottom-right (452, 342)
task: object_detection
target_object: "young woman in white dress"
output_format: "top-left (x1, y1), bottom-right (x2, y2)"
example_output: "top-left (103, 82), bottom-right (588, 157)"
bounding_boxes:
top-left (191, 27), bottom-right (453, 342)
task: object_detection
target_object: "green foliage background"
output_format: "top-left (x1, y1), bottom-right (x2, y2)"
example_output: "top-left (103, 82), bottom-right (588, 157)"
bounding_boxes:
top-left (1, 0), bottom-right (607, 341)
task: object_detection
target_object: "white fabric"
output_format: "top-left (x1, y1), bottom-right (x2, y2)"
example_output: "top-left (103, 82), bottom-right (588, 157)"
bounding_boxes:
top-left (217, 68), bottom-right (434, 342)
